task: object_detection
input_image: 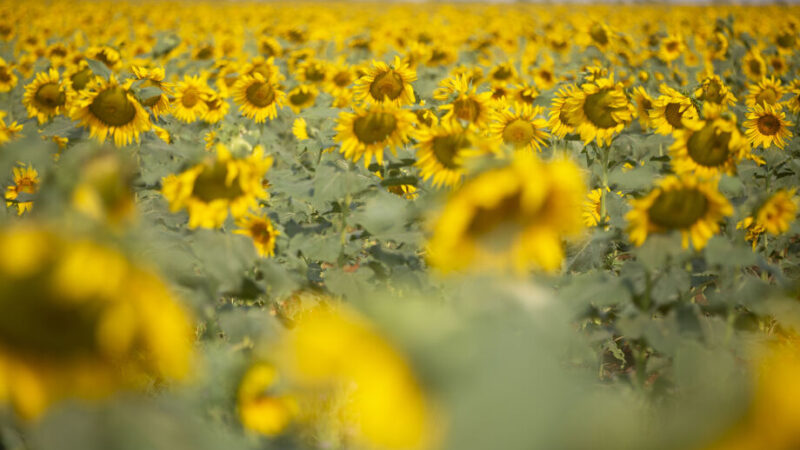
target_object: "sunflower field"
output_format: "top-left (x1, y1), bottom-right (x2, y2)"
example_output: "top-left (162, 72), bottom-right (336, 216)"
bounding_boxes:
top-left (2, 1), bottom-right (800, 449)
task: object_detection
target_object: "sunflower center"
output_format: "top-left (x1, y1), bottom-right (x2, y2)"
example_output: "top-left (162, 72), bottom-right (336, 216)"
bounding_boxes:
top-left (703, 81), bottom-right (724, 104)
top-left (181, 88), bottom-right (201, 108)
top-left (452, 98), bottom-right (481, 122)
top-left (589, 24), bottom-right (609, 46)
top-left (89, 87), bottom-right (137, 127)
top-left (748, 60), bottom-right (763, 77)
top-left (467, 191), bottom-right (523, 237)
top-left (250, 221), bottom-right (274, 244)
top-left (584, 89), bottom-right (621, 129)
top-left (665, 41), bottom-right (679, 53)
top-left (648, 188), bottom-right (708, 229)
top-left (195, 45), bottom-right (214, 60)
top-left (0, 67), bottom-right (11, 83)
top-left (777, 32), bottom-right (796, 49)
top-left (414, 109), bottom-right (434, 127)
top-left (516, 89), bottom-right (537, 105)
top-left (245, 82), bottom-right (275, 107)
top-left (755, 88), bottom-right (779, 106)
top-left (757, 114), bottom-right (781, 136)
top-left (304, 64), bottom-right (326, 82)
top-left (192, 163), bottom-right (245, 202)
top-left (35, 82), bottom-right (66, 109)
top-left (352, 112), bottom-right (397, 144)
top-left (369, 70), bottom-right (405, 101)
top-left (71, 68), bottom-right (92, 91)
top-left (492, 66), bottom-right (513, 81)
top-left (333, 71), bottom-right (352, 87)
top-left (687, 123), bottom-right (731, 167)
top-left (539, 70), bottom-right (553, 83)
top-left (94, 49), bottom-right (116, 68)
top-left (431, 132), bottom-right (469, 169)
top-left (289, 90), bottom-right (314, 106)
top-left (502, 119), bottom-right (535, 147)
top-left (664, 103), bottom-right (685, 129)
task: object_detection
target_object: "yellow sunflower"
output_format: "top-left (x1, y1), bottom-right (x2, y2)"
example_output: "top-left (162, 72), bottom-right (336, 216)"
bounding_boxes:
top-left (548, 84), bottom-right (581, 139)
top-left (22, 69), bottom-right (71, 124)
top-left (286, 84), bottom-right (318, 114)
top-left (670, 110), bottom-right (750, 177)
top-left (235, 213), bottom-right (281, 257)
top-left (767, 54), bottom-right (789, 76)
top-left (294, 58), bottom-right (329, 86)
top-left (427, 153), bottom-right (585, 274)
top-left (0, 111), bottom-right (23, 146)
top-left (171, 75), bottom-right (210, 123)
top-left (743, 104), bottom-right (793, 150)
top-left (131, 65), bottom-right (171, 118)
top-left (415, 121), bottom-right (496, 188)
top-left (487, 61), bottom-right (519, 85)
top-left (742, 50), bottom-right (767, 81)
top-left (489, 104), bottom-right (549, 153)
top-left (161, 144), bottom-right (273, 229)
top-left (353, 56), bottom-right (416, 106)
top-left (626, 175), bottom-right (732, 250)
top-left (756, 189), bottom-right (798, 235)
top-left (745, 77), bottom-right (785, 108)
top-left (632, 86), bottom-right (654, 130)
top-left (63, 61), bottom-right (95, 93)
top-left (563, 75), bottom-right (635, 146)
top-left (0, 58), bottom-right (18, 93)
top-left (509, 82), bottom-right (540, 108)
top-left (438, 76), bottom-right (493, 128)
top-left (705, 32), bottom-right (729, 61)
top-left (5, 164), bottom-right (38, 215)
top-left (323, 62), bottom-right (355, 99)
top-left (86, 45), bottom-right (122, 72)
top-left (695, 74), bottom-right (737, 108)
top-left (788, 80), bottom-right (800, 115)
top-left (292, 118), bottom-right (309, 141)
top-left (202, 91), bottom-right (230, 124)
top-left (333, 104), bottom-right (415, 168)
top-left (241, 56), bottom-right (284, 83)
top-left (657, 34), bottom-right (685, 64)
top-left (237, 362), bottom-right (297, 437)
top-left (649, 84), bottom-right (698, 136)
top-left (232, 73), bottom-right (286, 123)
top-left (583, 188), bottom-right (605, 227)
top-left (70, 75), bottom-right (152, 147)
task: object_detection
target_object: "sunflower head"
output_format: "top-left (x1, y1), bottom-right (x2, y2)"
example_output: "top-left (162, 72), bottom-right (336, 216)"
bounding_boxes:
top-left (354, 57), bottom-right (417, 106)
top-left (670, 112), bottom-right (749, 177)
top-left (744, 103), bottom-right (794, 150)
top-left (564, 75), bottom-right (634, 146)
top-left (334, 104), bottom-right (416, 168)
top-left (233, 73), bottom-right (286, 123)
top-left (23, 69), bottom-right (71, 124)
top-left (70, 75), bottom-right (151, 147)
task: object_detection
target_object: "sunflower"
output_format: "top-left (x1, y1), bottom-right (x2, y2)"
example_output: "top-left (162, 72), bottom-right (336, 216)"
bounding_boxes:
top-left (257, 37), bottom-right (283, 58)
top-left (353, 56), bottom-right (416, 106)
top-left (0, 111), bottom-right (23, 145)
top-left (232, 73), bottom-right (286, 123)
top-left (131, 65), bottom-right (171, 118)
top-left (532, 58), bottom-right (558, 91)
top-left (632, 86), bottom-right (654, 130)
top-left (487, 61), bottom-right (519, 85)
top-left (695, 74), bottom-right (737, 108)
top-left (767, 54), bottom-right (789, 76)
top-left (22, 69), bottom-right (71, 124)
top-left (294, 58), bottom-right (329, 86)
top-left (743, 103), bottom-right (793, 150)
top-left (649, 84), bottom-right (698, 135)
top-left (626, 175), bottom-right (732, 250)
top-left (563, 75), bottom-right (634, 146)
top-left (670, 110), bottom-right (750, 177)
top-left (333, 104), bottom-right (415, 168)
top-left (427, 153), bottom-right (585, 273)
top-left (63, 61), bottom-right (95, 92)
top-left (235, 213), bottom-right (281, 257)
top-left (70, 75), bottom-right (152, 147)
top-left (414, 108), bottom-right (439, 128)
top-left (292, 118), bottom-right (309, 141)
top-left (756, 190), bottom-right (798, 235)
top-left (509, 83), bottom-right (540, 108)
top-left (489, 105), bottom-right (549, 153)
top-left (0, 58), bottom-right (17, 93)
top-left (745, 77), bottom-right (785, 108)
top-left (237, 362), bottom-right (296, 437)
top-left (736, 216), bottom-right (766, 250)
top-left (171, 75), bottom-right (210, 123)
top-left (657, 34), bottom-right (685, 64)
top-left (788, 80), bottom-right (800, 114)
top-left (415, 121), bottom-right (496, 188)
top-left (438, 76), bottom-right (493, 128)
top-left (705, 32), bottom-right (729, 60)
top-left (286, 84), bottom-right (318, 114)
top-left (161, 144), bottom-right (273, 229)
top-left (5, 164), bottom-right (38, 215)
top-left (548, 84), bottom-right (581, 139)
top-left (324, 62), bottom-right (355, 99)
top-left (86, 45), bottom-right (122, 71)
top-left (241, 56), bottom-right (284, 84)
top-left (742, 50), bottom-right (767, 81)
top-left (202, 91), bottom-right (230, 124)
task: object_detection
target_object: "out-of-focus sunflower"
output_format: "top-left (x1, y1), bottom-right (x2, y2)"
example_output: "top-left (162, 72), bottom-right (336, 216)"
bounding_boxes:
top-left (257, 37), bottom-right (283, 59)
top-left (626, 175), bottom-right (732, 250)
top-left (241, 56), bottom-right (284, 84)
top-left (415, 121), bottom-right (495, 188)
top-left (161, 144), bottom-right (273, 229)
top-left (131, 65), bottom-right (171, 118)
top-left (563, 74), bottom-right (634, 146)
top-left (237, 362), bottom-right (297, 437)
top-left (324, 62), bottom-right (354, 100)
top-left (70, 75), bottom-right (152, 147)
top-left (292, 118), bottom-right (309, 141)
top-left (427, 153), bottom-right (585, 273)
top-left (333, 104), bottom-right (415, 168)
top-left (669, 109), bottom-right (750, 177)
top-left (438, 76), bottom-right (493, 128)
top-left (695, 74), bottom-right (737, 108)
top-left (745, 77), bottom-right (785, 108)
top-left (509, 82), bottom-right (540, 108)
top-left (202, 91), bottom-right (230, 124)
top-left (171, 75), bottom-right (210, 123)
top-left (788, 80), bottom-right (800, 114)
top-left (754, 189), bottom-right (798, 235)
top-left (743, 103), bottom-right (793, 150)
top-left (548, 84), bottom-right (581, 139)
top-left (4, 164), bottom-right (38, 215)
top-left (86, 45), bottom-right (122, 71)
top-left (489, 104), bottom-right (549, 153)
top-left (0, 58), bottom-right (18, 92)
top-left (742, 49), bottom-right (767, 81)
top-left (235, 212), bottom-right (281, 257)
top-left (22, 69), bottom-right (71, 124)
top-left (295, 58), bottom-right (329, 86)
top-left (649, 84), bottom-right (698, 135)
top-left (0, 111), bottom-right (23, 145)
top-left (632, 86), bottom-right (654, 130)
top-left (657, 34), bottom-right (685, 64)
top-left (286, 84), bottom-right (318, 114)
top-left (63, 61), bottom-right (95, 93)
top-left (767, 54), bottom-right (789, 76)
top-left (353, 56), bottom-right (416, 106)
top-left (487, 61), bottom-right (519, 85)
top-left (232, 73), bottom-right (286, 123)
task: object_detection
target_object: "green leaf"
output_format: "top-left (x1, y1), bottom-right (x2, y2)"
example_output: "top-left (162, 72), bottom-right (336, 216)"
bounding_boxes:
top-left (85, 58), bottom-right (111, 79)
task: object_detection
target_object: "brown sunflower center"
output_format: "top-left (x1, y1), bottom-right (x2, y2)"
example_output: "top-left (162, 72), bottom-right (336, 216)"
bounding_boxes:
top-left (491, 66), bottom-right (513, 81)
top-left (777, 32), bottom-right (796, 49)
top-left (191, 163), bottom-right (245, 202)
top-left (195, 45), bottom-right (214, 60)
top-left (584, 89), bottom-right (621, 129)
top-left (415, 109), bottom-right (435, 127)
top-left (304, 64), bottom-right (326, 82)
top-left (664, 102), bottom-right (685, 129)
top-left (516, 89), bottom-right (537, 105)
top-left (250, 221), bottom-right (274, 244)
top-left (755, 88), bottom-right (779, 107)
top-left (0, 67), bottom-right (12, 83)
top-left (369, 70), bottom-right (405, 101)
top-left (665, 41), bottom-right (679, 53)
top-left (502, 119), bottom-right (535, 147)
top-left (452, 97), bottom-right (481, 122)
top-left (181, 87), bottom-right (201, 108)
top-left (757, 114), bottom-right (781, 136)
top-left (589, 23), bottom-right (609, 46)
top-left (703, 81), bottom-right (724, 104)
top-left (35, 82), bottom-right (65, 109)
top-left (648, 188), bottom-right (708, 229)
top-left (333, 71), bottom-right (352, 87)
top-left (467, 191), bottom-right (523, 237)
top-left (748, 60), bottom-right (763, 77)
top-left (70, 68), bottom-right (92, 91)
top-left (245, 82), bottom-right (275, 108)
top-left (687, 123), bottom-right (731, 167)
top-left (431, 132), bottom-right (470, 169)
top-left (352, 112), bottom-right (397, 144)
top-left (89, 87), bottom-right (136, 127)
top-left (289, 90), bottom-right (314, 106)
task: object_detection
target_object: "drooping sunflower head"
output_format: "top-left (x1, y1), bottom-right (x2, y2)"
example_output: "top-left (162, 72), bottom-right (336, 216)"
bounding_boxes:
top-left (489, 104), bottom-right (550, 153)
top-left (427, 153), bottom-right (585, 274)
top-left (746, 77), bottom-right (785, 108)
top-left (563, 75), bottom-right (635, 146)
top-left (69, 75), bottom-right (152, 147)
top-left (670, 113), bottom-right (750, 177)
top-left (64, 61), bottom-right (95, 93)
top-left (649, 84), bottom-right (698, 136)
top-left (695, 74), bottom-right (737, 107)
top-left (232, 73), bottom-right (286, 123)
top-left (334, 104), bottom-right (416, 168)
top-left (23, 69), bottom-right (71, 124)
top-left (626, 175), bottom-right (733, 250)
top-left (354, 56), bottom-right (417, 106)
top-left (744, 103), bottom-right (793, 150)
